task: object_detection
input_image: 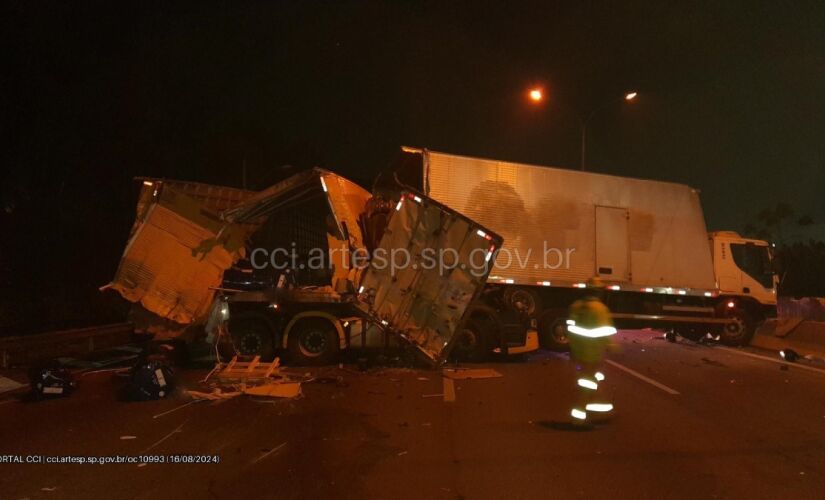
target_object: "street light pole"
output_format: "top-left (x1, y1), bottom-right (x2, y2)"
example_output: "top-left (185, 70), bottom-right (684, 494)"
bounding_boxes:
top-left (527, 87), bottom-right (637, 172)
top-left (579, 92), bottom-right (637, 171)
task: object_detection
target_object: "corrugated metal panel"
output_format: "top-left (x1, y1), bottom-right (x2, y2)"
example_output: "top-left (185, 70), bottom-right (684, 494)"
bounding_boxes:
top-left (357, 193), bottom-right (503, 363)
top-left (423, 150), bottom-right (717, 291)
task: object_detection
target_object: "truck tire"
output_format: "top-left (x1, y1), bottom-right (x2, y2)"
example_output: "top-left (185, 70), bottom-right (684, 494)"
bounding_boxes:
top-left (718, 306), bottom-right (755, 346)
top-left (229, 316), bottom-right (275, 359)
top-left (503, 287), bottom-right (541, 316)
top-left (451, 317), bottom-right (492, 362)
top-left (538, 309), bottom-right (570, 352)
top-left (287, 317), bottom-right (340, 366)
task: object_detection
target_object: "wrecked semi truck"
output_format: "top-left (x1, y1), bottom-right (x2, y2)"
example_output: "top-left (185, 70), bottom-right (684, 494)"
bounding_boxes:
top-left (105, 168), bottom-right (505, 365)
top-left (391, 147), bottom-right (777, 349)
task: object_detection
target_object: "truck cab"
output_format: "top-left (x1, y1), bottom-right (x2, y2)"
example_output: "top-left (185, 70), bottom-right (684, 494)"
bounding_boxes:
top-left (709, 231), bottom-right (777, 306)
top-left (709, 231), bottom-right (777, 343)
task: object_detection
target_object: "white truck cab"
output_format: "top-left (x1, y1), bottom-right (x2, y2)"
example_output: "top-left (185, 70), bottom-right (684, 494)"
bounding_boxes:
top-left (709, 231), bottom-right (777, 306)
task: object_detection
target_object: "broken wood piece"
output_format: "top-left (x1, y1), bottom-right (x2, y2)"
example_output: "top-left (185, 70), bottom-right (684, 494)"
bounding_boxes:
top-left (243, 382), bottom-right (301, 398)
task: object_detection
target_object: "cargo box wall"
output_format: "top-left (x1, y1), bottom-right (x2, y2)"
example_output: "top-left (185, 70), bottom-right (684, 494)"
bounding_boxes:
top-left (412, 149), bottom-right (717, 292)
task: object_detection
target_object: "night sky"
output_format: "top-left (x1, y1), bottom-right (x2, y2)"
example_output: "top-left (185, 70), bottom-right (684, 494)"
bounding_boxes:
top-left (3, 1), bottom-right (825, 330)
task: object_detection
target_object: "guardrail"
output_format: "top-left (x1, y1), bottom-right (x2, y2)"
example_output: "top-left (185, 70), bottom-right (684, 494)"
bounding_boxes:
top-left (0, 323), bottom-right (135, 368)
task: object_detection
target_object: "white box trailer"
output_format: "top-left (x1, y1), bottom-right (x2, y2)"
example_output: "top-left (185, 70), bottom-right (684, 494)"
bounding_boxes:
top-left (393, 147), bottom-right (777, 349)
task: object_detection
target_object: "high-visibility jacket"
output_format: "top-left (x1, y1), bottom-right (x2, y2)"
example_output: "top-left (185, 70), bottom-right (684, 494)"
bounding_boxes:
top-left (567, 296), bottom-right (616, 363)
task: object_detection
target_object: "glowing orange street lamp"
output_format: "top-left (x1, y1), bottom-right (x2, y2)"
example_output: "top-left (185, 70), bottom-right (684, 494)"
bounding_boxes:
top-left (526, 86), bottom-right (639, 170)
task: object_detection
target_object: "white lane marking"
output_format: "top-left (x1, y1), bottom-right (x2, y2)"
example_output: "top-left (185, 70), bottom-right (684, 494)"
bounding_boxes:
top-left (141, 423), bottom-right (184, 454)
top-left (605, 359), bottom-right (680, 395)
top-left (153, 400), bottom-right (199, 419)
top-left (252, 441), bottom-right (287, 465)
top-left (442, 377), bottom-right (456, 403)
top-left (714, 346), bottom-right (825, 375)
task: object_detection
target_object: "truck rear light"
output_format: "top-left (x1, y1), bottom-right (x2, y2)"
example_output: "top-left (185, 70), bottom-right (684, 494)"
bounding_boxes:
top-left (537, 281), bottom-right (551, 286)
top-left (678, 290), bottom-right (687, 295)
top-left (574, 283), bottom-right (587, 288)
top-left (500, 278), bottom-right (514, 284)
top-left (727, 301), bottom-right (735, 308)
top-left (476, 229), bottom-right (492, 240)
top-left (643, 287), bottom-right (654, 293)
top-left (609, 285), bottom-right (620, 291)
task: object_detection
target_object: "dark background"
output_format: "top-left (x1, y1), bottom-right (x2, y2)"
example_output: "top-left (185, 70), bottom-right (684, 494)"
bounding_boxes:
top-left (3, 1), bottom-right (824, 334)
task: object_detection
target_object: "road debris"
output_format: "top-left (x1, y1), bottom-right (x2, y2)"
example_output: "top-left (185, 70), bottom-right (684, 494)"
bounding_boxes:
top-left (193, 355), bottom-right (304, 400)
top-left (126, 359), bottom-right (174, 401)
top-left (251, 442), bottom-right (287, 464)
top-left (186, 389), bottom-right (242, 401)
top-left (29, 366), bottom-right (75, 399)
top-left (243, 382), bottom-right (301, 398)
top-left (442, 368), bottom-right (502, 380)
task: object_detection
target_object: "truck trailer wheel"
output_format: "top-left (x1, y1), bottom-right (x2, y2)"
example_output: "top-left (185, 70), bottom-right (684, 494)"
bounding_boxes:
top-left (503, 287), bottom-right (541, 316)
top-left (451, 317), bottom-right (491, 362)
top-left (229, 316), bottom-right (276, 360)
top-left (538, 310), bottom-right (570, 352)
top-left (718, 307), bottom-right (754, 346)
top-left (287, 318), bottom-right (340, 366)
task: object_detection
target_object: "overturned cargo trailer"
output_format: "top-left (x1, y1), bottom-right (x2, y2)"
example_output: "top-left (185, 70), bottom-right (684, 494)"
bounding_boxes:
top-left (105, 169), bottom-right (502, 364)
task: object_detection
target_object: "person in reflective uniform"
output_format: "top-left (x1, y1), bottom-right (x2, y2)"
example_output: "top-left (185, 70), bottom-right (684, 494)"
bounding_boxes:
top-left (566, 277), bottom-right (616, 429)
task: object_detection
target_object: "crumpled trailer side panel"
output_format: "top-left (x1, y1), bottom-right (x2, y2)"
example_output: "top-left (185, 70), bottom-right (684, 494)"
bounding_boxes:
top-left (357, 193), bottom-right (503, 363)
top-left (107, 185), bottom-right (248, 326)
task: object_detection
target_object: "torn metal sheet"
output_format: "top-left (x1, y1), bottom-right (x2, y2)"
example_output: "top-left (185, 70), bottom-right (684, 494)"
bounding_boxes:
top-left (106, 185), bottom-right (250, 326)
top-left (223, 168), bottom-right (371, 292)
top-left (357, 192), bottom-right (503, 363)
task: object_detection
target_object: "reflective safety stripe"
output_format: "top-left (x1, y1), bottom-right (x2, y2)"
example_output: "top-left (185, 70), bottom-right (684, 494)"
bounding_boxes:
top-left (567, 325), bottom-right (617, 338)
top-left (585, 403), bottom-right (614, 412)
top-left (595, 372), bottom-right (605, 381)
top-left (577, 378), bottom-right (598, 390)
top-left (571, 408), bottom-right (587, 420)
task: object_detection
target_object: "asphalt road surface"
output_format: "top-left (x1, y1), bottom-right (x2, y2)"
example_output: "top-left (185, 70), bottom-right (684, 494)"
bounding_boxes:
top-left (2, 330), bottom-right (825, 499)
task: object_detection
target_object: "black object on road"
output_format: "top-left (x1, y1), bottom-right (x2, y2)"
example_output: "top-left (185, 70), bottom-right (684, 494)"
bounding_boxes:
top-left (127, 359), bottom-right (175, 400)
top-left (29, 366), bottom-right (75, 399)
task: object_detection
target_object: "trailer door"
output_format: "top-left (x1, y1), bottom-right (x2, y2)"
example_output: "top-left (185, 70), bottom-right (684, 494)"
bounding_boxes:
top-left (595, 206), bottom-right (629, 281)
